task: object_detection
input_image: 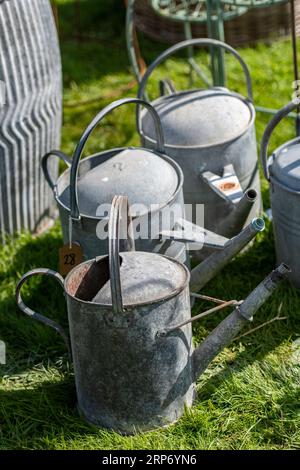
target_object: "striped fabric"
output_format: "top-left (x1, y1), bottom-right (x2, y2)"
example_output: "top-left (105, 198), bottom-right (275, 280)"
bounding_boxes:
top-left (0, 0), bottom-right (62, 239)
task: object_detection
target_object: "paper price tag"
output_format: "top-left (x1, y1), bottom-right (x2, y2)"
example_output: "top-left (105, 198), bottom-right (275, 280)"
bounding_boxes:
top-left (59, 242), bottom-right (83, 276)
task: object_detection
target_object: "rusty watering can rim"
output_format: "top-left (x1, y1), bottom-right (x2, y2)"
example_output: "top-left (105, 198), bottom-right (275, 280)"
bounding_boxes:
top-left (140, 89), bottom-right (255, 151)
top-left (52, 146), bottom-right (184, 220)
top-left (64, 251), bottom-right (190, 309)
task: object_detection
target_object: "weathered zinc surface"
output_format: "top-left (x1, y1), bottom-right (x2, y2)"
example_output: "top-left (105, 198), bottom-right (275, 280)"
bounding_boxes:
top-left (138, 38), bottom-right (261, 235)
top-left (16, 196), bottom-right (289, 434)
top-left (261, 99), bottom-right (300, 289)
top-left (0, 0), bottom-right (62, 238)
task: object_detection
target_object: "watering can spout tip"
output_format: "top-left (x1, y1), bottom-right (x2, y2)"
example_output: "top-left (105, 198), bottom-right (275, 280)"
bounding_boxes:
top-left (245, 188), bottom-right (257, 201)
top-left (251, 217), bottom-right (265, 232)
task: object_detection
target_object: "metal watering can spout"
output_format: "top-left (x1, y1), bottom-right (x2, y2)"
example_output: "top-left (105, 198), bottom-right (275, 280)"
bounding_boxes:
top-left (190, 217), bottom-right (265, 293)
top-left (217, 188), bottom-right (258, 239)
top-left (192, 263), bottom-right (290, 381)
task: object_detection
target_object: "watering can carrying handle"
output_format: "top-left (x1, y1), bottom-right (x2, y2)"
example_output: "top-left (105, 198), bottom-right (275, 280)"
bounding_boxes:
top-left (137, 38), bottom-right (253, 104)
top-left (108, 195), bottom-right (135, 314)
top-left (41, 150), bottom-right (72, 191)
top-left (15, 269), bottom-right (71, 355)
top-left (260, 100), bottom-right (300, 181)
top-left (70, 98), bottom-right (165, 221)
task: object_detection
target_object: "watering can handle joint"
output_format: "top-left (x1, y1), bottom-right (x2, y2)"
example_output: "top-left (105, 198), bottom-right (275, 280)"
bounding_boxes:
top-left (260, 99), bottom-right (300, 181)
top-left (15, 269), bottom-right (71, 356)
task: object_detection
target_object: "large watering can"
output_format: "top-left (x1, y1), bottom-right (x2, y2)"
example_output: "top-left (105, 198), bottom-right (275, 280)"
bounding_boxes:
top-left (137, 38), bottom-right (261, 237)
top-left (16, 196), bottom-right (288, 434)
top-left (261, 99), bottom-right (300, 289)
top-left (42, 97), bottom-right (258, 265)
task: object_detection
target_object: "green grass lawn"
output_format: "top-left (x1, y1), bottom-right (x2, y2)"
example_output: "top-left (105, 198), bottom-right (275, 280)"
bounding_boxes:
top-left (0, 0), bottom-right (300, 450)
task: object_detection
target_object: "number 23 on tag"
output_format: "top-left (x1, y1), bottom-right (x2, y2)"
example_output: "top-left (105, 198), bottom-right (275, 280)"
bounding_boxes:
top-left (59, 242), bottom-right (83, 276)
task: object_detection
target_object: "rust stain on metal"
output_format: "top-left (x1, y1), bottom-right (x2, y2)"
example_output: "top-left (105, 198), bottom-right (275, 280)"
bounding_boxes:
top-left (218, 181), bottom-right (239, 192)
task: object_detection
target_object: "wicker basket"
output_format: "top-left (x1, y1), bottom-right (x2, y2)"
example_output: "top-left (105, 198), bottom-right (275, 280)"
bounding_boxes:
top-left (133, 0), bottom-right (293, 47)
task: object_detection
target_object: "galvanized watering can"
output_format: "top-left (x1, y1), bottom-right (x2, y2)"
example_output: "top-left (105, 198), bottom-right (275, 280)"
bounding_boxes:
top-left (138, 38), bottom-right (261, 238)
top-left (260, 99), bottom-right (300, 289)
top-left (16, 196), bottom-right (288, 434)
top-left (42, 97), bottom-right (258, 265)
top-left (42, 97), bottom-right (187, 264)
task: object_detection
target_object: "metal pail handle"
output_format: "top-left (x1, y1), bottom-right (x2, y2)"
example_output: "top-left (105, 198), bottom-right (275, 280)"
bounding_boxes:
top-left (69, 98), bottom-right (165, 222)
top-left (137, 38), bottom-right (253, 105)
top-left (108, 195), bottom-right (135, 314)
top-left (260, 100), bottom-right (300, 181)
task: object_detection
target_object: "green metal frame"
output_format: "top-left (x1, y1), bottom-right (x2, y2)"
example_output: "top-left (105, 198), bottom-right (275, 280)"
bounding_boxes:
top-left (126, 0), bottom-right (247, 86)
top-left (151, 0), bottom-right (248, 86)
top-left (126, 0), bottom-right (296, 119)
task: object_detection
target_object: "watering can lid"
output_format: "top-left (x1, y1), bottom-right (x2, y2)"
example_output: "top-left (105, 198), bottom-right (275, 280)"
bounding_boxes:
top-left (141, 89), bottom-right (253, 147)
top-left (271, 140), bottom-right (300, 191)
top-left (60, 148), bottom-right (180, 217)
top-left (92, 251), bottom-right (189, 306)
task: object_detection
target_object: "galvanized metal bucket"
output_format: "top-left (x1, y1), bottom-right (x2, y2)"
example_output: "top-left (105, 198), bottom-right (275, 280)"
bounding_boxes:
top-left (138, 38), bottom-right (261, 236)
top-left (16, 196), bottom-right (288, 434)
top-left (261, 99), bottom-right (300, 288)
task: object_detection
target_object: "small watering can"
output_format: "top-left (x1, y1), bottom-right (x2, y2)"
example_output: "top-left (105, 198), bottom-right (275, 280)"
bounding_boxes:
top-left (16, 196), bottom-right (288, 434)
top-left (42, 97), bottom-right (258, 265)
top-left (260, 99), bottom-right (300, 288)
top-left (137, 38), bottom-right (261, 237)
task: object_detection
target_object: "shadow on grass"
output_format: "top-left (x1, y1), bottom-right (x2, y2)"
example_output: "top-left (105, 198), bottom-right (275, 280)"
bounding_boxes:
top-left (0, 378), bottom-right (86, 449)
top-left (0, 227), bottom-right (69, 376)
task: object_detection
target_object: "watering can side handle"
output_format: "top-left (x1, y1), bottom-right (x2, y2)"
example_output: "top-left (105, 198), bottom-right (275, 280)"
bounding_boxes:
top-left (70, 98), bottom-right (165, 220)
top-left (15, 269), bottom-right (71, 356)
top-left (260, 100), bottom-right (300, 181)
top-left (42, 150), bottom-right (72, 191)
top-left (137, 38), bottom-right (253, 105)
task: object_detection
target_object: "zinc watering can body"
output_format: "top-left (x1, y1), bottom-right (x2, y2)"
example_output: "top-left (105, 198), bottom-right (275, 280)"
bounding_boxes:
top-left (260, 99), bottom-right (300, 289)
top-left (137, 38), bottom-right (262, 237)
top-left (16, 196), bottom-right (288, 434)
